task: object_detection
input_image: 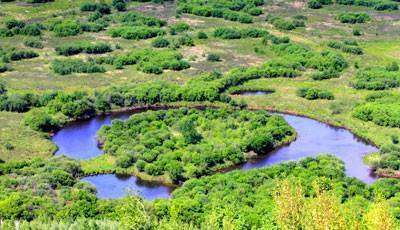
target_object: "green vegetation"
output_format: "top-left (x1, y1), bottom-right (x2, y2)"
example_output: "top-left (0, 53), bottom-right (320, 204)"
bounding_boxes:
top-left (51, 59), bottom-right (106, 75)
top-left (353, 92), bottom-right (400, 127)
top-left (266, 15), bottom-right (306, 31)
top-left (55, 42), bottom-right (112, 56)
top-left (308, 0), bottom-right (398, 10)
top-left (327, 40), bottom-right (364, 55)
top-left (336, 12), bottom-right (371, 24)
top-left (352, 67), bottom-right (400, 90)
top-left (177, 0), bottom-right (263, 23)
top-left (297, 87), bottom-right (335, 100)
top-left (98, 108), bottom-right (295, 182)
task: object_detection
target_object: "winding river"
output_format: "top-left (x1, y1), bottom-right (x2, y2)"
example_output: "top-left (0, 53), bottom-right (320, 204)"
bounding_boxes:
top-left (52, 110), bottom-right (378, 200)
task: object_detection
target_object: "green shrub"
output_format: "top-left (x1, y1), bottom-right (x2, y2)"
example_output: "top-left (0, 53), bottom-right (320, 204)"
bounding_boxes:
top-left (311, 70), bottom-right (340, 80)
top-left (55, 42), bottom-right (112, 56)
top-left (151, 37), bottom-right (170, 48)
top-left (8, 50), bottom-right (39, 61)
top-left (207, 53), bottom-right (221, 62)
top-left (52, 20), bottom-right (81, 37)
top-left (51, 59), bottom-right (106, 75)
top-left (352, 68), bottom-right (400, 90)
top-left (197, 31), bottom-right (208, 39)
top-left (336, 12), bottom-right (371, 23)
top-left (297, 87), bottom-right (334, 100)
top-left (23, 109), bottom-right (62, 132)
top-left (169, 22), bottom-right (190, 34)
top-left (108, 26), bottom-right (165, 40)
top-left (23, 38), bottom-right (43, 49)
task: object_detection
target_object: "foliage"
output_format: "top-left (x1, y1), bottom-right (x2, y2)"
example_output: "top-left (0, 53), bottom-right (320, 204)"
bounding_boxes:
top-left (23, 38), bottom-right (43, 49)
top-left (206, 53), bottom-right (221, 62)
top-left (151, 37), bottom-right (170, 48)
top-left (55, 42), bottom-right (112, 56)
top-left (177, 0), bottom-right (263, 23)
top-left (97, 108), bottom-right (294, 182)
top-left (336, 12), bottom-right (371, 23)
top-left (297, 87), bottom-right (334, 100)
top-left (109, 26), bottom-right (165, 40)
top-left (213, 27), bottom-right (268, 39)
top-left (353, 92), bottom-right (400, 127)
top-left (51, 59), bottom-right (106, 75)
top-left (352, 67), bottom-right (400, 90)
top-left (266, 15), bottom-right (306, 30)
top-left (327, 40), bottom-right (364, 55)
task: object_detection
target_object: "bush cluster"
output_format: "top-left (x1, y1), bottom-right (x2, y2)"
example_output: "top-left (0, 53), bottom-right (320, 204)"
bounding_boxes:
top-left (117, 11), bottom-right (167, 27)
top-left (353, 93), bottom-right (400, 127)
top-left (51, 59), bottom-right (106, 75)
top-left (213, 27), bottom-right (268, 39)
top-left (0, 19), bottom-right (42, 37)
top-left (94, 48), bottom-right (190, 74)
top-left (23, 38), bottom-right (43, 49)
top-left (169, 22), bottom-right (191, 34)
top-left (80, 3), bottom-right (111, 14)
top-left (266, 15), bottom-right (306, 30)
top-left (297, 87), bottom-right (335, 100)
top-left (48, 19), bottom-right (106, 37)
top-left (327, 40), bottom-right (364, 55)
top-left (352, 67), bottom-right (400, 90)
top-left (55, 42), bottom-right (112, 56)
top-left (109, 26), bottom-right (165, 40)
top-left (308, 0), bottom-right (398, 10)
top-left (336, 12), bottom-right (371, 23)
top-left (98, 108), bottom-right (294, 182)
top-left (177, 0), bottom-right (263, 23)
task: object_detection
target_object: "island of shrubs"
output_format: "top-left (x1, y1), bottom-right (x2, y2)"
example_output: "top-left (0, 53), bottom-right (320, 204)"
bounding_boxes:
top-left (327, 40), bottom-right (364, 55)
top-left (213, 27), bottom-right (269, 39)
top-left (51, 59), bottom-right (106, 75)
top-left (177, 0), bottom-right (263, 23)
top-left (97, 108), bottom-right (295, 183)
top-left (55, 42), bottom-right (112, 56)
top-left (353, 92), bottom-right (400, 127)
top-left (93, 48), bottom-right (190, 74)
top-left (336, 12), bottom-right (371, 23)
top-left (0, 19), bottom-right (43, 37)
top-left (151, 35), bottom-right (195, 49)
top-left (48, 19), bottom-right (107, 37)
top-left (352, 66), bottom-right (400, 90)
top-left (266, 15), bottom-right (306, 31)
top-left (297, 87), bottom-right (335, 100)
top-left (308, 0), bottom-right (398, 10)
top-left (0, 47), bottom-right (39, 73)
top-left (369, 144), bottom-right (400, 177)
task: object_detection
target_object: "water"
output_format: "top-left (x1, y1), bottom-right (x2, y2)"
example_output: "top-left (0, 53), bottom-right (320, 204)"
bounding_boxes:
top-left (82, 174), bottom-right (173, 200)
top-left (233, 91), bottom-right (272, 96)
top-left (52, 110), bottom-right (378, 199)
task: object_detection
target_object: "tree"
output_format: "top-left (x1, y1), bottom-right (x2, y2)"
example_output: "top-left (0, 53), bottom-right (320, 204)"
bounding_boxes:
top-left (178, 119), bottom-right (202, 145)
top-left (117, 195), bottom-right (149, 230)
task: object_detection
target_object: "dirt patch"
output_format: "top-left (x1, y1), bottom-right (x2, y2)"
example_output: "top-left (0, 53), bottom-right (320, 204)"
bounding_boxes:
top-left (292, 1), bottom-right (306, 9)
top-left (168, 16), bottom-right (205, 26)
top-left (181, 46), bottom-right (208, 62)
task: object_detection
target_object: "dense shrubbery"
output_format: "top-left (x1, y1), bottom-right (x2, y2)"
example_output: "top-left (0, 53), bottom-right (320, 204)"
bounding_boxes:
top-left (352, 67), bottom-right (400, 90)
top-left (117, 11), bottom-right (167, 27)
top-left (336, 12), bottom-right (371, 23)
top-left (213, 27), bottom-right (268, 39)
top-left (80, 3), bottom-right (111, 14)
top-left (23, 38), bottom-right (43, 49)
top-left (98, 108), bottom-right (295, 182)
top-left (327, 40), bottom-right (364, 55)
top-left (151, 37), bottom-right (170, 48)
top-left (51, 59), bottom-right (106, 75)
top-left (311, 69), bottom-right (340, 80)
top-left (207, 53), bottom-right (222, 62)
top-left (55, 42), bottom-right (112, 56)
top-left (109, 26), bottom-right (165, 40)
top-left (297, 87), bottom-right (335, 100)
top-left (1, 154), bottom-right (399, 228)
top-left (169, 22), bottom-right (190, 34)
top-left (266, 15), bottom-right (306, 30)
top-left (48, 19), bottom-right (106, 37)
top-left (309, 0), bottom-right (398, 10)
top-left (353, 92), bottom-right (400, 127)
top-left (0, 19), bottom-right (43, 37)
top-left (94, 48), bottom-right (189, 74)
top-left (177, 0), bottom-right (262, 23)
